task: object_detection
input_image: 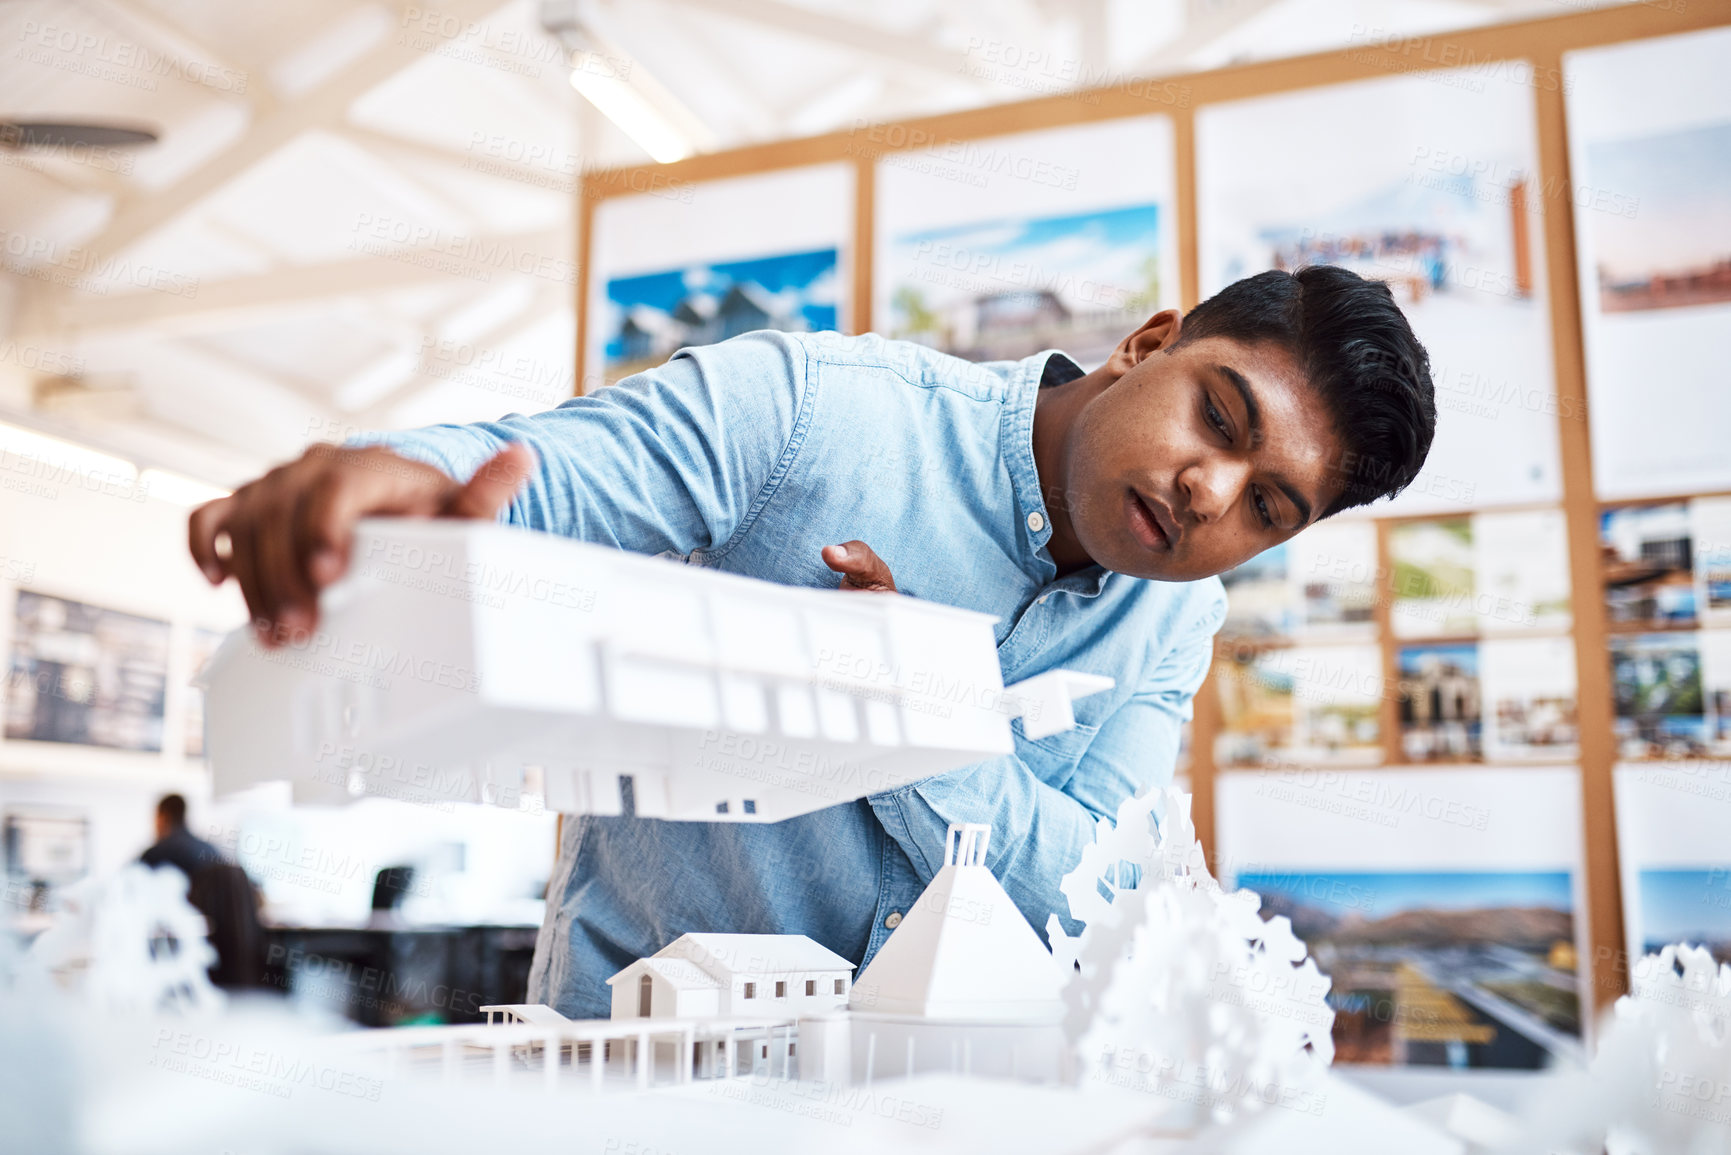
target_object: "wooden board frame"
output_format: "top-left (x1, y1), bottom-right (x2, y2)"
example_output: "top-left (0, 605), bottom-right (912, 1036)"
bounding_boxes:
top-left (573, 0), bottom-right (1731, 1010)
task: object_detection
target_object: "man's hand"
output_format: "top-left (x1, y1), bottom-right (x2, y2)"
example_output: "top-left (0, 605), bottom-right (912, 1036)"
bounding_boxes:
top-left (821, 540), bottom-right (897, 593)
top-left (188, 442), bottom-right (535, 647)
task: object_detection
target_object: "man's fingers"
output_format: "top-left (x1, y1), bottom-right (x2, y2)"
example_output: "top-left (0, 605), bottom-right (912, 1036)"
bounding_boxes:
top-left (188, 496), bottom-right (235, 584)
top-left (255, 484), bottom-right (320, 639)
top-left (822, 540), bottom-right (897, 593)
top-left (442, 442), bottom-right (536, 520)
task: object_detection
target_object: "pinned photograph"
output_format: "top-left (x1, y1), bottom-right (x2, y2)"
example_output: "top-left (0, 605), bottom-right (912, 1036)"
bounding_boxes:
top-left (1600, 503), bottom-right (1696, 628)
top-left (1219, 543), bottom-right (1296, 640)
top-left (1199, 67), bottom-right (1559, 513)
top-left (1216, 766), bottom-right (1587, 1073)
top-left (1399, 642), bottom-right (1482, 763)
top-left (5, 592), bottom-right (170, 752)
top-left (1237, 868), bottom-right (1580, 1069)
top-left (604, 248), bottom-right (839, 382)
top-left (1610, 632), bottom-right (1706, 759)
top-left (1567, 25), bottom-right (1731, 498)
top-left (1390, 518), bottom-right (1477, 638)
top-left (1481, 637), bottom-right (1579, 762)
top-left (885, 205), bottom-right (1163, 366)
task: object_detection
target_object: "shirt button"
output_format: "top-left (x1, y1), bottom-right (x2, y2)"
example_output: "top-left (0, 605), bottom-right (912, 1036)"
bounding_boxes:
top-left (1026, 511), bottom-right (1045, 532)
top-left (883, 911), bottom-right (903, 929)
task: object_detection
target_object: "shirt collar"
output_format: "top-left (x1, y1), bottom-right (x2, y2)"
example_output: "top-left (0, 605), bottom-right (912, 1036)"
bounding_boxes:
top-left (1002, 350), bottom-right (1109, 594)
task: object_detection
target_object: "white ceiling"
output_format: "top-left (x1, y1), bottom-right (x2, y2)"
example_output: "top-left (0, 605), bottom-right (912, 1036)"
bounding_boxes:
top-left (0, 0), bottom-right (1631, 487)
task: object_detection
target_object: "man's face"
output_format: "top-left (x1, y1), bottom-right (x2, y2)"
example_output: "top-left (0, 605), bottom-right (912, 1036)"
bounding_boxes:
top-left (1062, 315), bottom-right (1345, 582)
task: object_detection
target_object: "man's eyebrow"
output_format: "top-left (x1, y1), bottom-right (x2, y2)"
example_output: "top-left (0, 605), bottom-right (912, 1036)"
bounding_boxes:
top-left (1215, 363), bottom-right (1313, 526)
top-left (1215, 364), bottom-right (1261, 442)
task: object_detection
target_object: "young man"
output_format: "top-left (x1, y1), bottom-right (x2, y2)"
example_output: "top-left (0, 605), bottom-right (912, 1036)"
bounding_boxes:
top-left (189, 266), bottom-right (1434, 1018)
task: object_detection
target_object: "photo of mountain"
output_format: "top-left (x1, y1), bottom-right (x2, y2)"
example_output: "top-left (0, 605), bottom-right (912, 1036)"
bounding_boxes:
top-left (603, 247), bottom-right (839, 383)
top-left (1636, 868), bottom-right (1731, 965)
top-left (1236, 869), bottom-right (1581, 1070)
top-left (885, 204), bottom-right (1163, 368)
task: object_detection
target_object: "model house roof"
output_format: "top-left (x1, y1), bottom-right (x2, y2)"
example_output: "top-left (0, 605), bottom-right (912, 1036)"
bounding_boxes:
top-left (850, 824), bottom-right (1062, 1021)
top-left (657, 933), bottom-right (854, 979)
top-left (605, 956), bottom-right (721, 990)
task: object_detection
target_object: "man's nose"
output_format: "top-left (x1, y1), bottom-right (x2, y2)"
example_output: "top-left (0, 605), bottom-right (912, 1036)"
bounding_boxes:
top-left (1183, 461), bottom-right (1246, 524)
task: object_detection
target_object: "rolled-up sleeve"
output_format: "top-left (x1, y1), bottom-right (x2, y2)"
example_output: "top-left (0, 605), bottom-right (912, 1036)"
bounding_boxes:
top-left (868, 580), bottom-right (1227, 938)
top-left (352, 330), bottom-right (813, 557)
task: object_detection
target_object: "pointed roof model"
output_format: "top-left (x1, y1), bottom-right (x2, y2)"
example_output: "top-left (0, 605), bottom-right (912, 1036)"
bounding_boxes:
top-left (849, 824), bottom-right (1062, 1022)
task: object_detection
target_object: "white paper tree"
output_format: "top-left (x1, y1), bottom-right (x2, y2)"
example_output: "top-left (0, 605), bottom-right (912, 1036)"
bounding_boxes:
top-left (1513, 943), bottom-right (1731, 1155)
top-left (1048, 788), bottom-right (1334, 1127)
top-left (30, 864), bottom-right (222, 1016)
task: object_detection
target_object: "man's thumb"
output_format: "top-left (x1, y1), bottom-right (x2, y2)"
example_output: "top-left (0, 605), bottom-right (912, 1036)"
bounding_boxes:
top-left (442, 442), bottom-right (536, 519)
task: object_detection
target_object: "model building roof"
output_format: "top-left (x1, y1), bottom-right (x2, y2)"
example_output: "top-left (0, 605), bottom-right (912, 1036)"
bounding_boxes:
top-left (849, 824), bottom-right (1062, 1021)
top-left (605, 957), bottom-right (722, 989)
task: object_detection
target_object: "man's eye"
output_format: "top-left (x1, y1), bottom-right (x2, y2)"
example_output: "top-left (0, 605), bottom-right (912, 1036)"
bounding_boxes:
top-left (1253, 488), bottom-right (1273, 528)
top-left (1205, 398), bottom-right (1229, 439)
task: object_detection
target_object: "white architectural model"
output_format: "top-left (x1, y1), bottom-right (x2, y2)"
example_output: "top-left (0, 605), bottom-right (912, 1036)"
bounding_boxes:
top-left (848, 824), bottom-right (1060, 1020)
top-left (199, 518), bottom-right (1112, 820)
top-left (607, 933), bottom-right (854, 1019)
top-left (831, 822), bottom-right (1067, 1083)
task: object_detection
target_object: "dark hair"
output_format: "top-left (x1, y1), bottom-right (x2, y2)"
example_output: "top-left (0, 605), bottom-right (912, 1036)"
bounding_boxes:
top-left (157, 793), bottom-right (187, 827)
top-left (1174, 266), bottom-right (1435, 516)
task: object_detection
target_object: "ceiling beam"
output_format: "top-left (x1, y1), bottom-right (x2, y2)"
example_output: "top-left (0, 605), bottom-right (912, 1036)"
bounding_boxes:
top-left (649, 0), bottom-right (975, 82)
top-left (1131, 0), bottom-right (1287, 73)
top-left (338, 124), bottom-right (581, 198)
top-left (32, 228), bottom-right (561, 337)
top-left (354, 282), bottom-right (567, 422)
top-left (87, 0), bottom-right (274, 115)
top-left (41, 0), bottom-right (508, 281)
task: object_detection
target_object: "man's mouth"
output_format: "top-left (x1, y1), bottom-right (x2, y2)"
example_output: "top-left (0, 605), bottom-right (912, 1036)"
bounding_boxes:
top-left (1126, 489), bottom-right (1175, 552)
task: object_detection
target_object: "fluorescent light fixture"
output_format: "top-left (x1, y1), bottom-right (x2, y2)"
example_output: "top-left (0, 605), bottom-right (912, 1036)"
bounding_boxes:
top-left (569, 52), bottom-right (694, 164)
top-left (0, 421), bottom-right (137, 485)
top-left (140, 468), bottom-right (231, 507)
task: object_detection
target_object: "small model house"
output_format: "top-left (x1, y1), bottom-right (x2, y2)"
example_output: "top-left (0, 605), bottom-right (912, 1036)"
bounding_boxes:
top-left (607, 933), bottom-right (854, 1021)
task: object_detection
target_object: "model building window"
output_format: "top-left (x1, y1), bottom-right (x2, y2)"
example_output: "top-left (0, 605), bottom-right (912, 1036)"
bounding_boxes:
top-left (775, 981), bottom-right (786, 998)
top-left (834, 979), bottom-right (845, 994)
top-left (743, 982), bottom-right (755, 999)
top-left (638, 973), bottom-right (652, 1017)
top-left (805, 980), bottom-right (815, 996)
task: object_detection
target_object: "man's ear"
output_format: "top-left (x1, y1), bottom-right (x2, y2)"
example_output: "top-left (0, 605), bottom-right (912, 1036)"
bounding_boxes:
top-left (1102, 310), bottom-right (1182, 380)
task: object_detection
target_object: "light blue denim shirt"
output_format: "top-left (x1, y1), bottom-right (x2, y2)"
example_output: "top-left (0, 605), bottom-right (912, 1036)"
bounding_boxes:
top-left (366, 330), bottom-right (1225, 1018)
